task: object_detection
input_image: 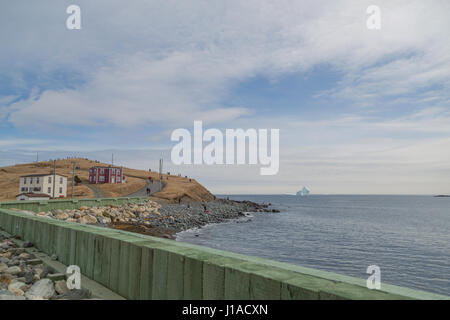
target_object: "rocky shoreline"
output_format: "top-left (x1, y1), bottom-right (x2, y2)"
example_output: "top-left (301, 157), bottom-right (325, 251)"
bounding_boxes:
top-left (8, 198), bottom-right (278, 239)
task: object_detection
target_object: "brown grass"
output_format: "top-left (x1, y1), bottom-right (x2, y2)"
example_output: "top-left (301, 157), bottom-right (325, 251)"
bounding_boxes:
top-left (0, 158), bottom-right (214, 202)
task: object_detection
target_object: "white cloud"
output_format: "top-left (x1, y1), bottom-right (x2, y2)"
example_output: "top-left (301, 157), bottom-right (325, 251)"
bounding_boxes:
top-left (0, 138), bottom-right (49, 148)
top-left (2, 0), bottom-right (449, 128)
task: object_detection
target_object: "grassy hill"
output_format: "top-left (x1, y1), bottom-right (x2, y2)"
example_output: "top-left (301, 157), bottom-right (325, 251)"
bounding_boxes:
top-left (0, 158), bottom-right (214, 202)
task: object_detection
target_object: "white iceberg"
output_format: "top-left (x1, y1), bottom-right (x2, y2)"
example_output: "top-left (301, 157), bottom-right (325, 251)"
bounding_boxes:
top-left (296, 186), bottom-right (310, 196)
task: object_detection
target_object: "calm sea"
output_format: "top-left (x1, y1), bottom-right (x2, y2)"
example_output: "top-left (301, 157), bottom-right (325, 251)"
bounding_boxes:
top-left (176, 195), bottom-right (450, 296)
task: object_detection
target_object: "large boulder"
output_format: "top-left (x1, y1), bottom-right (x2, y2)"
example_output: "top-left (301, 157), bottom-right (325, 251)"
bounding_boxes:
top-left (25, 279), bottom-right (55, 300)
top-left (79, 214), bottom-right (98, 224)
top-left (55, 212), bottom-right (69, 220)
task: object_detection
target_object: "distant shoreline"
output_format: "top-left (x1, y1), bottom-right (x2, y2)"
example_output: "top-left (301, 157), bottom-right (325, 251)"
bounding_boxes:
top-left (113, 198), bottom-right (277, 239)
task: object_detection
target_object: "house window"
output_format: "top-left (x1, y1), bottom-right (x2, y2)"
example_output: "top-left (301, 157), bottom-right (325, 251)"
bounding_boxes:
top-left (99, 176), bottom-right (105, 182)
top-left (101, 169), bottom-right (104, 174)
top-left (48, 177), bottom-right (52, 183)
top-left (24, 178), bottom-right (27, 184)
top-left (34, 187), bottom-right (41, 192)
top-left (37, 178), bottom-right (40, 184)
top-left (21, 187), bottom-right (27, 192)
top-left (30, 178), bottom-right (33, 184)
top-left (112, 169), bottom-right (115, 174)
top-left (59, 187), bottom-right (63, 193)
top-left (60, 177), bottom-right (63, 184)
top-left (48, 187), bottom-right (51, 193)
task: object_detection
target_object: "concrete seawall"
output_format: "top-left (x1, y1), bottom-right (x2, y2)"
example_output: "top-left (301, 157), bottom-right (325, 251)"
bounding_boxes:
top-left (0, 206), bottom-right (448, 300)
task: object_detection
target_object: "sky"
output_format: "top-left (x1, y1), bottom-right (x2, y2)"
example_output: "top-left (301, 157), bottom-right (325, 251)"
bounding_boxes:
top-left (1, 0), bottom-right (449, 194)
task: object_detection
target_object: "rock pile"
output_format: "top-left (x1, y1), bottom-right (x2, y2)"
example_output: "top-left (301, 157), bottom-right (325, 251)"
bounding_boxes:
top-left (15, 201), bottom-right (162, 226)
top-left (0, 233), bottom-right (89, 300)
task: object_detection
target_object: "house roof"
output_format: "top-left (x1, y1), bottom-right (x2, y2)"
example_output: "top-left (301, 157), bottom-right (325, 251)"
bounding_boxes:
top-left (20, 173), bottom-right (68, 178)
top-left (90, 166), bottom-right (122, 169)
top-left (16, 193), bottom-right (50, 198)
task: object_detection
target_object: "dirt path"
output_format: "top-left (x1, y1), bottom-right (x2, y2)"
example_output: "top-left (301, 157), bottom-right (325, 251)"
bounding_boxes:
top-left (125, 179), bottom-right (163, 197)
top-left (83, 183), bottom-right (106, 198)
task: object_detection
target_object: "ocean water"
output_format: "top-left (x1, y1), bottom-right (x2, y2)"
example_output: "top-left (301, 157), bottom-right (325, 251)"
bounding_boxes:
top-left (176, 195), bottom-right (450, 296)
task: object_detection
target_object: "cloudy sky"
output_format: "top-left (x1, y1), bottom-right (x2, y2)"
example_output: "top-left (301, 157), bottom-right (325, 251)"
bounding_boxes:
top-left (1, 0), bottom-right (449, 194)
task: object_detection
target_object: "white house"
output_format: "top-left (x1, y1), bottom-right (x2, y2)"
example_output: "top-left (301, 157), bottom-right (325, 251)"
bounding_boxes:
top-left (16, 193), bottom-right (51, 201)
top-left (19, 173), bottom-right (68, 198)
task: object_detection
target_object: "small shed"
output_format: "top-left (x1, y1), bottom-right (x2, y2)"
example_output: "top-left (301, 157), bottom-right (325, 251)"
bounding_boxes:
top-left (16, 193), bottom-right (51, 201)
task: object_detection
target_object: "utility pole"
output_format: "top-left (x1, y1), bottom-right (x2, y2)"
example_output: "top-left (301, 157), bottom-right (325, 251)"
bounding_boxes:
top-left (52, 160), bottom-right (56, 199)
top-left (159, 158), bottom-right (163, 192)
top-left (120, 165), bottom-right (123, 195)
top-left (112, 153), bottom-right (114, 166)
top-left (71, 161), bottom-right (76, 199)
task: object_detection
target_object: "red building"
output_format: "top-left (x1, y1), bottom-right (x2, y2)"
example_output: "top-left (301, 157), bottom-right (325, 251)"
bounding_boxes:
top-left (89, 166), bottom-right (125, 184)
